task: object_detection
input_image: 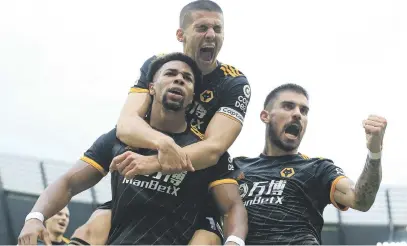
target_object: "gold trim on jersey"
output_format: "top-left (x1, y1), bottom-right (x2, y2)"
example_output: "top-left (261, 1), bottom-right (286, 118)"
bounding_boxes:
top-left (208, 178), bottom-right (238, 189)
top-left (190, 125), bottom-right (205, 140)
top-left (216, 112), bottom-right (243, 125)
top-left (129, 88), bottom-right (149, 94)
top-left (220, 64), bottom-right (243, 77)
top-left (329, 175), bottom-right (349, 211)
top-left (62, 237), bottom-right (70, 244)
top-left (299, 153), bottom-right (310, 160)
top-left (80, 156), bottom-right (107, 176)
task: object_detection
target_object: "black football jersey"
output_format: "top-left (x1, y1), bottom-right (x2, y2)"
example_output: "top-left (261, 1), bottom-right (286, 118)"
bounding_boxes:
top-left (80, 128), bottom-right (237, 245)
top-left (231, 154), bottom-right (348, 245)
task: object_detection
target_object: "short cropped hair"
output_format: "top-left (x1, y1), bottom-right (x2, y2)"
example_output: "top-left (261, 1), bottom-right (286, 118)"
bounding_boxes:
top-left (146, 52), bottom-right (203, 88)
top-left (264, 83), bottom-right (309, 109)
top-left (179, 0), bottom-right (223, 29)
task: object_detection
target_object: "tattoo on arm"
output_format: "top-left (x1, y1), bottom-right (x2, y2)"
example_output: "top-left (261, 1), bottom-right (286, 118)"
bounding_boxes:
top-left (354, 156), bottom-right (382, 211)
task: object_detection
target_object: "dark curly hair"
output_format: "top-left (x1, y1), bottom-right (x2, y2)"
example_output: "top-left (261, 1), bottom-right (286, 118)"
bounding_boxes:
top-left (146, 52), bottom-right (203, 89)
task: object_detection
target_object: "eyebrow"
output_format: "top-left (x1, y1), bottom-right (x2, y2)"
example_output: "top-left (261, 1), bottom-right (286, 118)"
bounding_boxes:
top-left (194, 23), bottom-right (222, 28)
top-left (282, 100), bottom-right (309, 110)
top-left (165, 68), bottom-right (193, 78)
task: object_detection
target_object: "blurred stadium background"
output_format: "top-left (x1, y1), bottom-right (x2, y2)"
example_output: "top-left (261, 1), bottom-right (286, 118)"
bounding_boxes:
top-left (0, 153), bottom-right (406, 245)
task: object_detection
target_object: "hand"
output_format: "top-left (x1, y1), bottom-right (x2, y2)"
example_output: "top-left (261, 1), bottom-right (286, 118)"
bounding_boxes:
top-left (156, 137), bottom-right (194, 174)
top-left (18, 219), bottom-right (51, 245)
top-left (110, 151), bottom-right (161, 178)
top-left (363, 115), bottom-right (387, 153)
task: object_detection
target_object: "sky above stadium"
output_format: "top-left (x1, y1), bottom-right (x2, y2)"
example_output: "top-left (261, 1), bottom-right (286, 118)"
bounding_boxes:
top-left (1, 0), bottom-right (406, 185)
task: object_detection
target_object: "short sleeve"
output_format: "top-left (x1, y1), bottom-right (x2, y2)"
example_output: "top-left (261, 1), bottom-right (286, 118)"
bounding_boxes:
top-left (216, 76), bottom-right (251, 125)
top-left (316, 159), bottom-right (349, 211)
top-left (207, 152), bottom-right (239, 189)
top-left (80, 128), bottom-right (117, 175)
top-left (129, 55), bottom-right (156, 93)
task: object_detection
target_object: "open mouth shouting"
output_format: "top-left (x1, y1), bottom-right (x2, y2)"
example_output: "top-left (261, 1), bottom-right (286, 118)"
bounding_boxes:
top-left (284, 122), bottom-right (302, 140)
top-left (199, 45), bottom-right (215, 63)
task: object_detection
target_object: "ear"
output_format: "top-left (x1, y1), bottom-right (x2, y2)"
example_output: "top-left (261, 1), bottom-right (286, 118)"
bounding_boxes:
top-left (260, 110), bottom-right (270, 124)
top-left (149, 83), bottom-right (155, 96)
top-left (176, 28), bottom-right (184, 42)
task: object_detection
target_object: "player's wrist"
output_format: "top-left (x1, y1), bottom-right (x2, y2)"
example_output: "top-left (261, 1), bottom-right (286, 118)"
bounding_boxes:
top-left (225, 235), bottom-right (245, 246)
top-left (368, 150), bottom-right (381, 160)
top-left (149, 155), bottom-right (162, 171)
top-left (25, 212), bottom-right (45, 223)
top-left (154, 136), bottom-right (175, 151)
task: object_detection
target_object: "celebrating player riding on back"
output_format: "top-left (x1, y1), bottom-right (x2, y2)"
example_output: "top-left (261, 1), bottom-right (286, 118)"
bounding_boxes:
top-left (113, 0), bottom-right (251, 175)
top-left (67, 1), bottom-right (251, 245)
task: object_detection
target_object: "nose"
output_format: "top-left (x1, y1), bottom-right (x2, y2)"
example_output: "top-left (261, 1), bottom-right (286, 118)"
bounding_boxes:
top-left (292, 107), bottom-right (302, 121)
top-left (205, 28), bottom-right (215, 40)
top-left (173, 73), bottom-right (185, 86)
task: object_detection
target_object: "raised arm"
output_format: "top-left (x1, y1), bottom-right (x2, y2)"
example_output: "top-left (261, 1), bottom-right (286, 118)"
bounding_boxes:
top-left (331, 115), bottom-right (386, 212)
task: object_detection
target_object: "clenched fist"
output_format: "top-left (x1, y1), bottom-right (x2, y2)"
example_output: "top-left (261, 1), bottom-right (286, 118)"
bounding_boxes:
top-left (363, 115), bottom-right (387, 153)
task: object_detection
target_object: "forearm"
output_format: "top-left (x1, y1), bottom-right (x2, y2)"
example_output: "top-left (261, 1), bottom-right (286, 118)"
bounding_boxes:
top-left (31, 163), bottom-right (102, 219)
top-left (353, 155), bottom-right (382, 211)
top-left (223, 204), bottom-right (248, 240)
top-left (116, 115), bottom-right (171, 149)
top-left (183, 141), bottom-right (224, 170)
top-left (31, 178), bottom-right (74, 220)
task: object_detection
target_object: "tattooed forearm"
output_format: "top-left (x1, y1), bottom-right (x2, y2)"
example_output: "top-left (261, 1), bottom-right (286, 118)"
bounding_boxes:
top-left (354, 156), bottom-right (382, 211)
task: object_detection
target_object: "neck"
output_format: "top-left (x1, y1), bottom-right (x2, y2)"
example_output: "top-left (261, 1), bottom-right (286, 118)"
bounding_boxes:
top-left (49, 232), bottom-right (63, 243)
top-left (262, 137), bottom-right (298, 157)
top-left (149, 101), bottom-right (187, 133)
top-left (199, 62), bottom-right (217, 75)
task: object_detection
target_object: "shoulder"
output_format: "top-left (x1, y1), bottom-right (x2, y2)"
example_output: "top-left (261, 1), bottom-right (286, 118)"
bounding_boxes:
top-left (215, 62), bottom-right (250, 94)
top-left (217, 62), bottom-right (246, 79)
top-left (89, 128), bottom-right (117, 148)
top-left (312, 157), bottom-right (334, 166)
top-left (99, 128), bottom-right (118, 144)
top-left (232, 155), bottom-right (260, 169)
top-left (298, 153), bottom-right (333, 163)
top-left (297, 153), bottom-right (337, 173)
